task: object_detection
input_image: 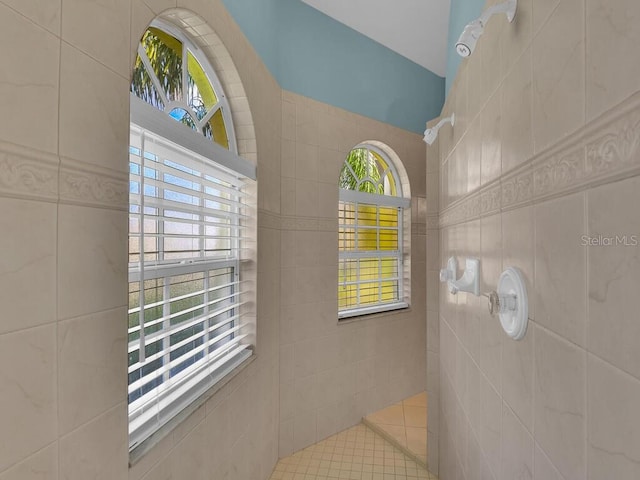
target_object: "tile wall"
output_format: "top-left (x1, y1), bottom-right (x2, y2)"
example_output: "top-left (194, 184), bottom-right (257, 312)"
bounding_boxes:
top-left (433, 0), bottom-right (640, 479)
top-left (0, 0), bottom-right (283, 479)
top-left (278, 91), bottom-right (428, 457)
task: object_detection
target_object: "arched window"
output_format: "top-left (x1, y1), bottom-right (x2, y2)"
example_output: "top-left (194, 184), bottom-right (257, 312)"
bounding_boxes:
top-left (338, 144), bottom-right (410, 319)
top-left (127, 21), bottom-right (256, 449)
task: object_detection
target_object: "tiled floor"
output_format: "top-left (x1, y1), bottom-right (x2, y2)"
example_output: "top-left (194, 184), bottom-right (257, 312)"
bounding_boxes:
top-left (362, 392), bottom-right (427, 466)
top-left (269, 423), bottom-right (438, 480)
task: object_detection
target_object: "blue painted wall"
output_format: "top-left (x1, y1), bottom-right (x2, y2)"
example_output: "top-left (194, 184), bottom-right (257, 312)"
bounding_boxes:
top-left (445, 0), bottom-right (486, 95)
top-left (223, 0), bottom-right (445, 133)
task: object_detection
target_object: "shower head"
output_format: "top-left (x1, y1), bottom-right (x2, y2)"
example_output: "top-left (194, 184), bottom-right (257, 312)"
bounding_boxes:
top-left (456, 0), bottom-right (517, 57)
top-left (456, 21), bottom-right (482, 58)
top-left (423, 113), bottom-right (455, 146)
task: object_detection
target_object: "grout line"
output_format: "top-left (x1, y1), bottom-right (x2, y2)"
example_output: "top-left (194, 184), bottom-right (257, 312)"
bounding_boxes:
top-left (56, 3), bottom-right (63, 474)
top-left (583, 188), bottom-right (590, 479)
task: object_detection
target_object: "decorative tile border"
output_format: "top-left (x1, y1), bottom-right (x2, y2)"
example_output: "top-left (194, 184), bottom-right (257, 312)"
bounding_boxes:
top-left (0, 142), bottom-right (133, 209)
top-left (0, 141), bottom-right (58, 202)
top-left (59, 157), bottom-right (129, 210)
top-left (440, 91), bottom-right (640, 227)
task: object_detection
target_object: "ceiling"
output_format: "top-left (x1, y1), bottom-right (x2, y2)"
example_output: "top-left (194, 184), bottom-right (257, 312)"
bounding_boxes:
top-left (300, 0), bottom-right (451, 77)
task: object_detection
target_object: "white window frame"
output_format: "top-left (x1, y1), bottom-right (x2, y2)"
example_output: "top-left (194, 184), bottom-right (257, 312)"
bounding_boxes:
top-left (338, 144), bottom-right (410, 320)
top-left (127, 23), bottom-right (256, 452)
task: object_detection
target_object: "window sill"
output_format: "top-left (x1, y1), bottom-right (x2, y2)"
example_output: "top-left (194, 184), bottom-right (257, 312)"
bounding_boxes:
top-left (128, 352), bottom-right (255, 467)
top-left (338, 302), bottom-right (410, 323)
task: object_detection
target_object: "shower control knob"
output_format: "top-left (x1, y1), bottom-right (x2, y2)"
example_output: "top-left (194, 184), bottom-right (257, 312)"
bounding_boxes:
top-left (496, 267), bottom-right (529, 341)
top-left (488, 291), bottom-right (499, 315)
top-left (487, 291), bottom-right (517, 316)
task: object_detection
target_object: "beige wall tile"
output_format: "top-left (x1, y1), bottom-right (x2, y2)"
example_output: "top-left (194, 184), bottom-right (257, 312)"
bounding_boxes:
top-left (293, 409), bottom-right (316, 451)
top-left (502, 206), bottom-right (534, 318)
top-left (294, 179), bottom-right (318, 217)
top-left (587, 175), bottom-right (640, 380)
top-left (317, 147), bottom-right (345, 184)
top-left (501, 318), bottom-right (533, 431)
top-left (295, 142), bottom-right (318, 182)
top-left (317, 182), bottom-right (338, 219)
top-left (480, 7), bottom-right (504, 101)
top-left (296, 102), bottom-right (319, 147)
top-left (57, 205), bottom-right (128, 320)
top-left (534, 444), bottom-right (564, 480)
top-left (534, 193), bottom-right (586, 346)
top-left (445, 152), bottom-right (457, 205)
top-left (481, 213), bottom-right (503, 293)
top-left (59, 43), bottom-right (129, 173)
top-left (466, 48), bottom-right (484, 123)
top-left (587, 354), bottom-right (640, 479)
top-left (0, 198), bottom-right (56, 335)
top-left (426, 310), bottom-right (439, 355)
top-left (427, 176), bottom-right (440, 218)
top-left (465, 429), bottom-right (485, 480)
top-left (278, 418), bottom-right (294, 458)
top-left (147, 423), bottom-right (208, 480)
top-left (534, 325), bottom-right (586, 480)
top-left (203, 396), bottom-right (231, 479)
top-left (500, 0), bottom-right (532, 78)
top-left (0, 325), bottom-right (57, 472)
top-left (316, 404), bottom-right (339, 441)
top-left (532, 0), bottom-right (561, 33)
top-left (440, 160), bottom-right (449, 208)
top-left (1, 0), bottom-right (60, 35)
top-left (466, 118), bottom-right (482, 193)
top-left (501, 47), bottom-right (533, 173)
top-left (281, 178), bottom-right (296, 216)
top-left (479, 374), bottom-right (502, 478)
top-left (481, 91), bottom-right (502, 185)
top-left (454, 139), bottom-right (469, 200)
top-left (58, 307), bottom-right (127, 434)
top-left (454, 338), bottom-right (469, 416)
top-left (281, 138), bottom-right (295, 178)
top-left (501, 404), bottom-right (533, 480)
top-left (62, 0), bottom-right (131, 78)
top-left (454, 64), bottom-right (468, 147)
top-left (0, 443), bottom-right (58, 480)
top-left (127, 432), bottom-right (172, 480)
top-left (0, 5), bottom-right (59, 153)
top-left (586, 0), bottom-right (640, 120)
top-left (59, 404), bottom-right (128, 480)
top-left (532, 0), bottom-right (585, 152)
top-left (137, 0), bottom-right (176, 15)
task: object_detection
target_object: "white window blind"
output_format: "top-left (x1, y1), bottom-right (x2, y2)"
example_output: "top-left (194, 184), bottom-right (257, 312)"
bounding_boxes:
top-left (338, 198), bottom-right (408, 318)
top-left (128, 124), bottom-right (254, 449)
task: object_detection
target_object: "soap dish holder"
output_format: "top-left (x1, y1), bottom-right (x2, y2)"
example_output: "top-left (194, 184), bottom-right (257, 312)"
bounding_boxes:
top-left (439, 256), bottom-right (480, 296)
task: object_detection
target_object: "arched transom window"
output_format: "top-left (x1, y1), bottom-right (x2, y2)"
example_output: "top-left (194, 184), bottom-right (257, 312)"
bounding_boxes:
top-left (338, 144), bottom-right (410, 319)
top-left (127, 21), bottom-right (255, 450)
top-left (131, 24), bottom-right (236, 151)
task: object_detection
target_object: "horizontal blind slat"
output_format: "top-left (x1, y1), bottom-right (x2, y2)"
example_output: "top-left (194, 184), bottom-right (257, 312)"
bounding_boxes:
top-left (128, 296), bottom-right (244, 346)
top-left (128, 332), bottom-right (249, 394)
